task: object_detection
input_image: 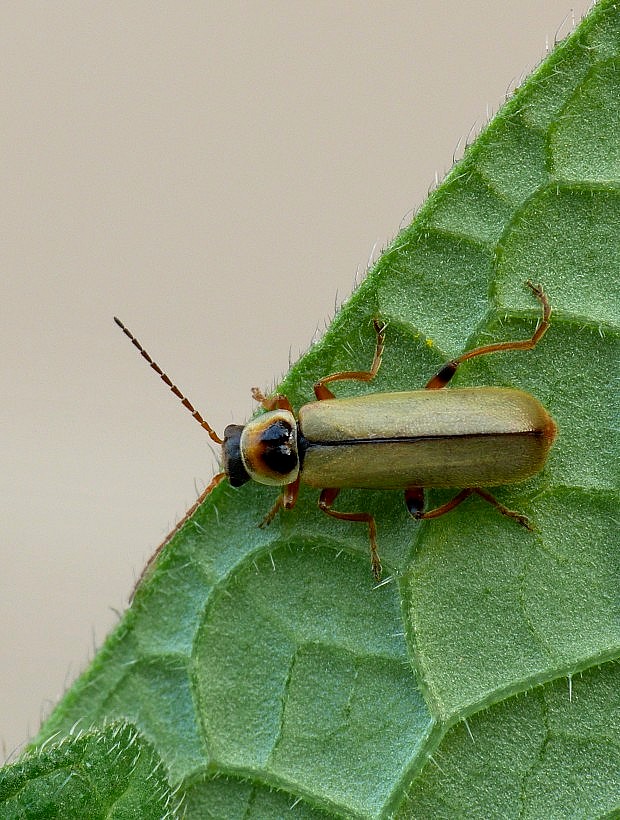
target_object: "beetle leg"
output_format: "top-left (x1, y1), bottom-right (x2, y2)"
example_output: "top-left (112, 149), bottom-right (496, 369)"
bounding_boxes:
top-left (251, 387), bottom-right (294, 413)
top-left (130, 470), bottom-right (226, 601)
top-left (405, 487), bottom-right (474, 519)
top-left (259, 476), bottom-right (301, 527)
top-left (403, 486), bottom-right (424, 516)
top-left (425, 281), bottom-right (551, 389)
top-left (318, 488), bottom-right (382, 581)
top-left (260, 495), bottom-right (283, 527)
top-left (405, 486), bottom-right (534, 530)
top-left (314, 318), bottom-right (386, 400)
top-left (473, 488), bottom-right (534, 530)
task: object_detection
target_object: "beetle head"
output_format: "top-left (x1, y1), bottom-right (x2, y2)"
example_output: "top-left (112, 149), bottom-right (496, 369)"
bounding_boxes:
top-left (221, 424), bottom-right (251, 487)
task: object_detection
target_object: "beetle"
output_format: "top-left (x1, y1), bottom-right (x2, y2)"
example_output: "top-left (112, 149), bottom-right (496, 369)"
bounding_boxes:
top-left (115, 280), bottom-right (556, 583)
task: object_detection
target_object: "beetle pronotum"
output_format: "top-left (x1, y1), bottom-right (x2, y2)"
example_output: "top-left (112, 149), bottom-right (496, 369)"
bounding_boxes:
top-left (115, 280), bottom-right (556, 584)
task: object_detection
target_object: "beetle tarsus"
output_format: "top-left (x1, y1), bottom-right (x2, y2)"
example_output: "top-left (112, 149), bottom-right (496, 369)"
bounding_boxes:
top-left (259, 495), bottom-right (283, 527)
top-left (371, 549), bottom-right (382, 583)
top-left (514, 514), bottom-right (535, 531)
top-left (525, 279), bottom-right (544, 300)
top-left (472, 487), bottom-right (535, 530)
top-left (252, 387), bottom-right (295, 413)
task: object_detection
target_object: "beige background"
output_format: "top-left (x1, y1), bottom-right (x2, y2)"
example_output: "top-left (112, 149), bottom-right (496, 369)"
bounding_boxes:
top-left (2, 1), bottom-right (590, 762)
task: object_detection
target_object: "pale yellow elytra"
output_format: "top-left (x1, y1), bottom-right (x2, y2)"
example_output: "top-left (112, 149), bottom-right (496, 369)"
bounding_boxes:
top-left (115, 280), bottom-right (556, 585)
top-left (298, 388), bottom-right (555, 490)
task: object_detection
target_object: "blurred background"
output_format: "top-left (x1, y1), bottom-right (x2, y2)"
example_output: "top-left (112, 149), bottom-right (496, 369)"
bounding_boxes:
top-left (1, 0), bottom-right (590, 761)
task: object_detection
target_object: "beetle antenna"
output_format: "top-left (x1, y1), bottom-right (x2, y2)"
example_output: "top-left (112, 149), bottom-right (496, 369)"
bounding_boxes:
top-left (114, 317), bottom-right (223, 445)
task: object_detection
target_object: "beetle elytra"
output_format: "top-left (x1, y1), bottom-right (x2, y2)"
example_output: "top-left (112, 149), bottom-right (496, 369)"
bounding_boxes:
top-left (115, 280), bottom-right (556, 584)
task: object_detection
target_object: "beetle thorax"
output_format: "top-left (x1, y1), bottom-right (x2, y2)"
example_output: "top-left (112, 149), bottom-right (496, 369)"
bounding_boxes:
top-left (239, 410), bottom-right (299, 486)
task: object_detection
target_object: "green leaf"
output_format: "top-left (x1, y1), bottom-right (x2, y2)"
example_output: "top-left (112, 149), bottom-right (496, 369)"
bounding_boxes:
top-left (396, 661), bottom-right (620, 819)
top-left (0, 722), bottom-right (178, 818)
top-left (5, 1), bottom-right (619, 817)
